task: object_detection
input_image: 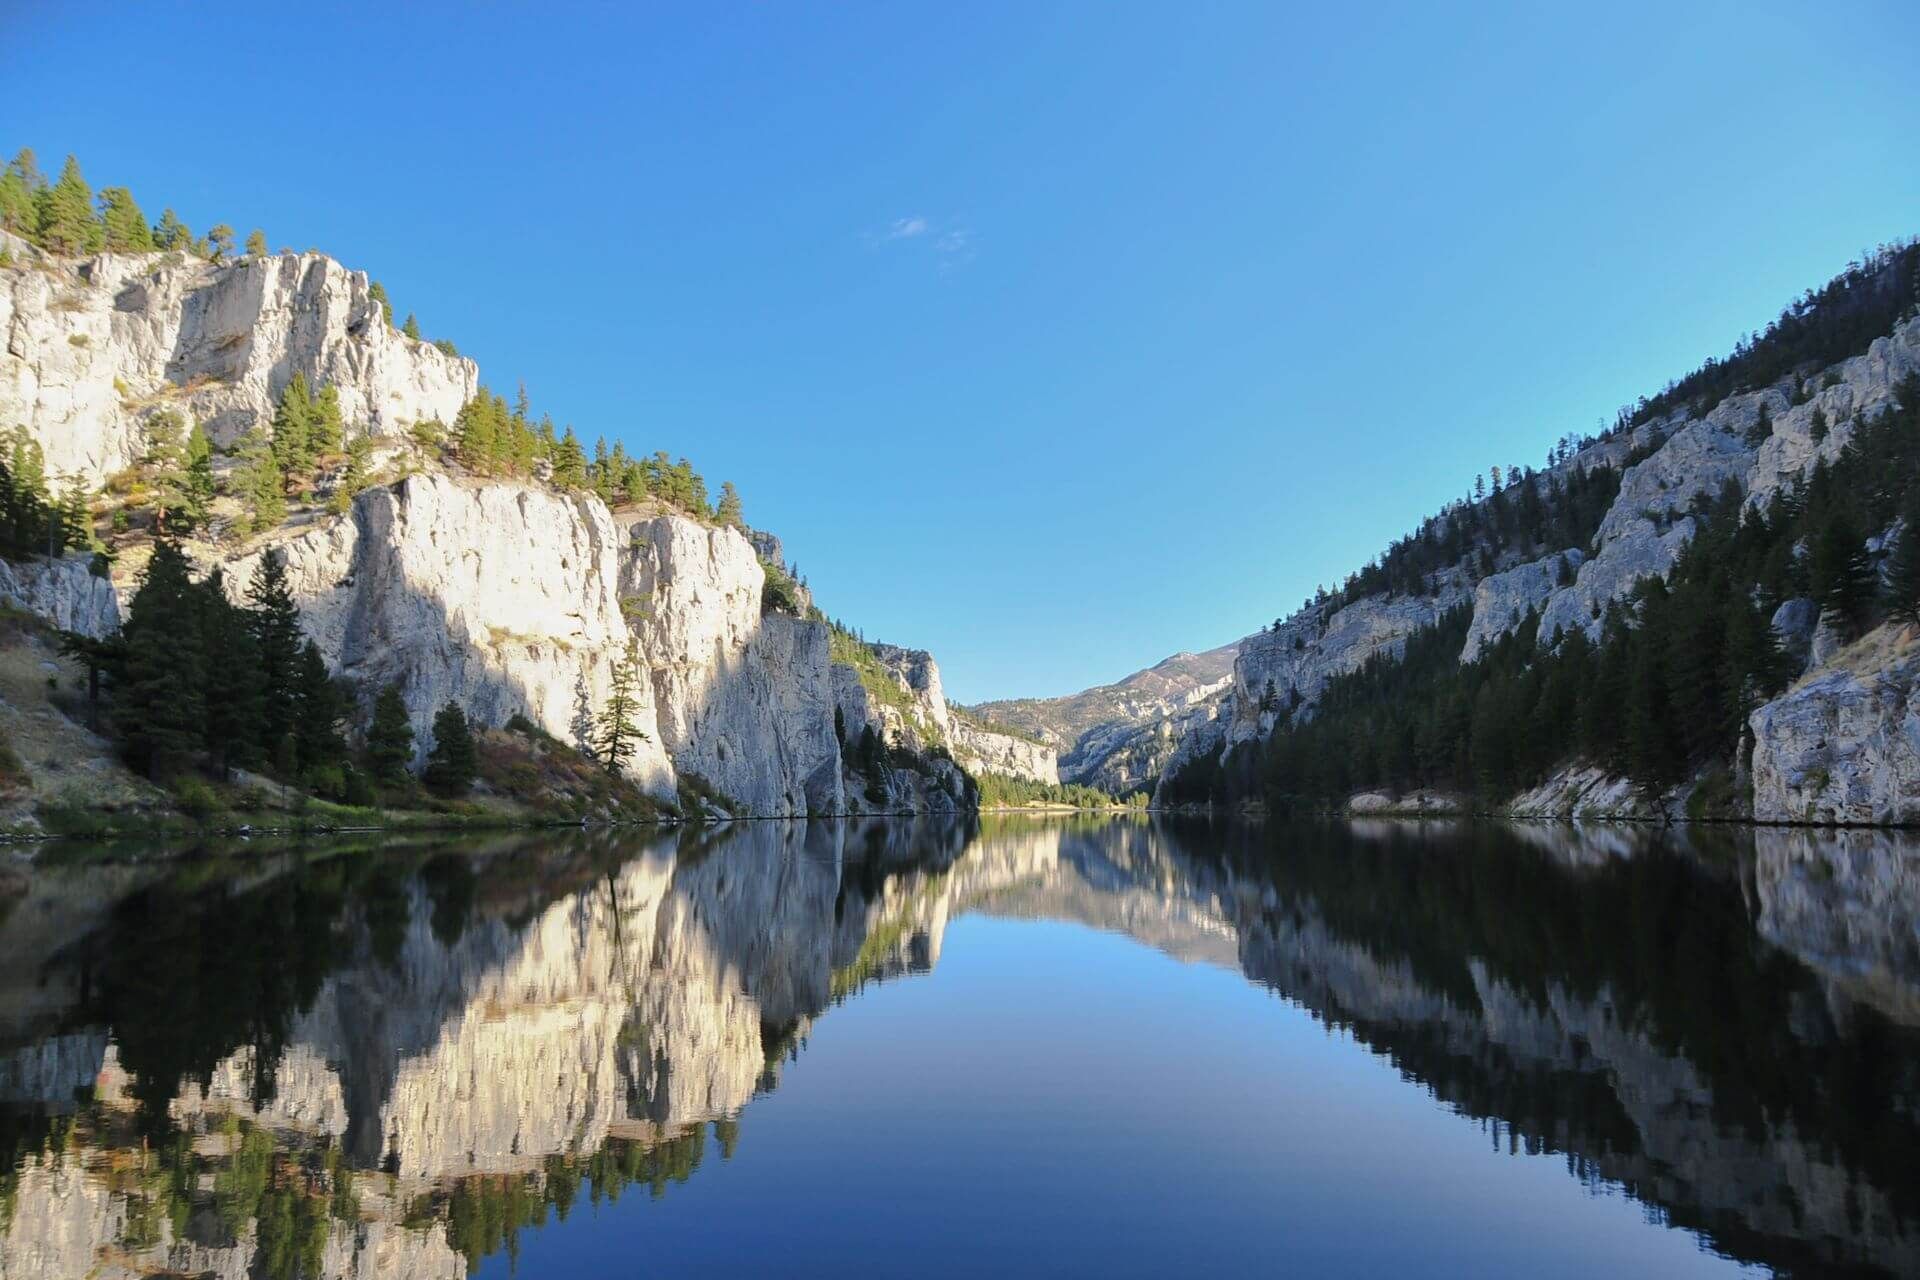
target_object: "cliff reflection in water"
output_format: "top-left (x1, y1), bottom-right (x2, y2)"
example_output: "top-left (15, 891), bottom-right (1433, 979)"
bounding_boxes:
top-left (2, 817), bottom-right (1919, 1278)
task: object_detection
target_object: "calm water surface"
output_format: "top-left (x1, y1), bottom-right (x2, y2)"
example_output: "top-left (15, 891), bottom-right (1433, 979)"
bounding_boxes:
top-left (2, 817), bottom-right (1917, 1278)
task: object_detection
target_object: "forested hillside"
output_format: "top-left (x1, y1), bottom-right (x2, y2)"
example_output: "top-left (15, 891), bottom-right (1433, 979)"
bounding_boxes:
top-left (1162, 238), bottom-right (1920, 821)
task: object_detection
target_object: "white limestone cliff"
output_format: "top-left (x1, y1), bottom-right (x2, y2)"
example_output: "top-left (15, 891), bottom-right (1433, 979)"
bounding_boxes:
top-left (0, 236), bottom-right (1046, 816)
top-left (2, 239), bottom-right (475, 484)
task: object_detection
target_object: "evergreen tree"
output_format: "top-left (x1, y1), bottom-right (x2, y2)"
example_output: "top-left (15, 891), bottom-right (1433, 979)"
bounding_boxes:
top-left (310, 382), bottom-right (343, 455)
top-left (1886, 497), bottom-right (1920, 625)
top-left (716, 481), bottom-right (743, 526)
top-left (233, 428), bottom-right (286, 533)
top-left (57, 628), bottom-right (120, 733)
top-left (332, 432), bottom-right (371, 514)
top-left (553, 428), bottom-right (588, 490)
top-left (144, 410), bottom-right (192, 531)
top-left (1811, 511), bottom-right (1875, 638)
top-left (183, 422), bottom-right (216, 528)
top-left (0, 428), bottom-right (50, 554)
top-left (246, 549), bottom-right (305, 769)
top-left (151, 208), bottom-right (189, 250)
top-left (245, 228), bottom-right (268, 257)
top-left (271, 373), bottom-right (315, 477)
top-left (402, 312), bottom-right (421, 340)
top-left (0, 150), bottom-right (36, 236)
top-left (366, 683), bottom-right (415, 784)
top-left (57, 477), bottom-right (93, 552)
top-left (593, 639), bottom-right (649, 772)
top-left (293, 640), bottom-right (346, 779)
top-left (423, 703), bottom-right (477, 796)
top-left (113, 540), bottom-right (206, 778)
top-left (455, 393), bottom-right (497, 473)
top-left (368, 280), bottom-right (392, 326)
top-left (206, 223), bottom-right (235, 262)
top-left (97, 187), bottom-right (153, 252)
top-left (35, 155), bottom-right (98, 255)
top-left (198, 569), bottom-right (264, 778)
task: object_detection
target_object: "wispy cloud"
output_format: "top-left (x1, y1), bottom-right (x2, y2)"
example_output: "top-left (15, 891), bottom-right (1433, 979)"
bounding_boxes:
top-left (867, 215), bottom-right (976, 270)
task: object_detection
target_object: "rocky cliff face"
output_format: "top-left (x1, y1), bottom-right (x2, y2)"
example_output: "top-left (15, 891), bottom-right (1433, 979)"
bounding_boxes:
top-left (2, 237), bottom-right (474, 482)
top-left (1749, 625), bottom-right (1920, 825)
top-left (0, 553), bottom-right (118, 637)
top-left (0, 239), bottom-right (1028, 816)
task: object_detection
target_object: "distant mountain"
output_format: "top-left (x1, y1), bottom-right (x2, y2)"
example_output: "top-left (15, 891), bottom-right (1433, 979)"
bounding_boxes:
top-left (968, 640), bottom-right (1244, 793)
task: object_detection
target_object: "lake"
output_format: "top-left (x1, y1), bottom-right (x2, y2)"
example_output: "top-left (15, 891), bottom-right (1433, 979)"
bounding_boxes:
top-left (2, 816), bottom-right (1916, 1278)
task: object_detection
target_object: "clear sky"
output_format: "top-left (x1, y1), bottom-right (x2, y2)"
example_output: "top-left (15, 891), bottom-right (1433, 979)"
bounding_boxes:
top-left (6, 2), bottom-right (1918, 702)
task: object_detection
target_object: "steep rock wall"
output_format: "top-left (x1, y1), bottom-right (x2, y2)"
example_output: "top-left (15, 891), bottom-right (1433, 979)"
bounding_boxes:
top-left (2, 242), bottom-right (475, 483)
top-left (1749, 626), bottom-right (1920, 825)
top-left (220, 472), bottom-right (678, 799)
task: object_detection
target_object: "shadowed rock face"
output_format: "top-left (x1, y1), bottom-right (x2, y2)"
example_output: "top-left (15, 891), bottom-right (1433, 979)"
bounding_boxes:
top-left (4, 818), bottom-right (1919, 1278)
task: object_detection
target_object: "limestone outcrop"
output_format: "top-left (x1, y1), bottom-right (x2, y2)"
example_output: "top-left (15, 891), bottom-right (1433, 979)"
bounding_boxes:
top-left (1748, 626), bottom-right (1920, 825)
top-left (1460, 548), bottom-right (1580, 662)
top-left (0, 552), bottom-right (118, 637)
top-left (2, 239), bottom-right (475, 484)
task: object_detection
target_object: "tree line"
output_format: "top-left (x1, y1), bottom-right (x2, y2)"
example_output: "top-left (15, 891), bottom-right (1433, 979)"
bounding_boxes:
top-left (3, 147), bottom-right (259, 264)
top-left (427, 383), bottom-right (728, 519)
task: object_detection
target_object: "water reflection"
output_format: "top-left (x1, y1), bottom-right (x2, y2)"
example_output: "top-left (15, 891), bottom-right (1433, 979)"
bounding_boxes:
top-left (1, 816), bottom-right (1917, 1278)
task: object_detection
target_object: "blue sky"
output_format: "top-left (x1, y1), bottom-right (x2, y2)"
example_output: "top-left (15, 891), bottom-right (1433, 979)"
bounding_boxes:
top-left (6, 2), bottom-right (1918, 701)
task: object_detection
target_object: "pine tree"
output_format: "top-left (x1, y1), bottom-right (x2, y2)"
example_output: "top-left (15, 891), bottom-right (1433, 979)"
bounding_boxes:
top-left (245, 228), bottom-right (268, 257)
top-left (366, 683), bottom-right (415, 783)
top-left (1811, 511), bottom-right (1875, 638)
top-left (455, 393), bottom-right (497, 473)
top-left (593, 639), bottom-right (649, 772)
top-left (57, 477), bottom-right (93, 552)
top-left (144, 410), bottom-right (192, 531)
top-left (35, 155), bottom-right (97, 255)
top-left (0, 151), bottom-right (36, 236)
top-left (553, 428), bottom-right (588, 490)
top-left (402, 312), bottom-right (421, 340)
top-left (369, 280), bottom-right (392, 326)
top-left (716, 481), bottom-right (743, 526)
top-left (293, 641), bottom-right (346, 779)
top-left (113, 540), bottom-right (206, 777)
top-left (151, 208), bottom-right (189, 250)
top-left (206, 223), bottom-right (235, 262)
top-left (1886, 497), bottom-right (1920, 626)
top-left (332, 432), bottom-right (371, 515)
top-left (247, 549), bottom-right (305, 769)
top-left (198, 569), bottom-right (264, 778)
top-left (310, 382), bottom-right (343, 456)
top-left (232, 429), bottom-right (285, 533)
top-left (271, 373), bottom-right (315, 477)
top-left (183, 422), bottom-right (216, 528)
top-left (423, 703), bottom-right (477, 796)
top-left (96, 187), bottom-right (153, 252)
